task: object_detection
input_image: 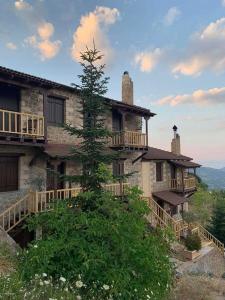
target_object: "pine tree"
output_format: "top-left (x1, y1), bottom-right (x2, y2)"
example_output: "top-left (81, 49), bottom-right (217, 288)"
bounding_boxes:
top-left (208, 192), bottom-right (225, 244)
top-left (64, 46), bottom-right (117, 193)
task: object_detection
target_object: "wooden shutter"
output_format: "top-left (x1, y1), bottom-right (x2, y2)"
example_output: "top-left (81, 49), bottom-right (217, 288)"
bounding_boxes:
top-left (113, 161), bottom-right (124, 176)
top-left (0, 156), bottom-right (18, 192)
top-left (47, 97), bottom-right (64, 125)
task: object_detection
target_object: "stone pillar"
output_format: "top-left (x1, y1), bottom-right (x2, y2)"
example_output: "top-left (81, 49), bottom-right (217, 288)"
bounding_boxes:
top-left (122, 71), bottom-right (133, 105)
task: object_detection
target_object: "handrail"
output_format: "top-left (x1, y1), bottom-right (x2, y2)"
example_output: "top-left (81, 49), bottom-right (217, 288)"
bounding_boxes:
top-left (0, 108), bottom-right (44, 138)
top-left (197, 224), bottom-right (224, 254)
top-left (0, 192), bottom-right (34, 232)
top-left (112, 131), bottom-right (147, 147)
top-left (142, 197), bottom-right (188, 237)
top-left (0, 183), bottom-right (130, 232)
top-left (35, 183), bottom-right (130, 212)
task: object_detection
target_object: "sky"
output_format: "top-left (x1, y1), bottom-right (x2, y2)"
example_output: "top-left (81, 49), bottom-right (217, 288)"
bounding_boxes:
top-left (0, 0), bottom-right (225, 168)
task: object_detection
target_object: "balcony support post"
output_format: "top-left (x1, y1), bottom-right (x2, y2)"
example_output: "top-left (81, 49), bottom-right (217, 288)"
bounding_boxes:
top-left (144, 116), bottom-right (150, 147)
top-left (43, 90), bottom-right (48, 142)
top-left (181, 168), bottom-right (185, 195)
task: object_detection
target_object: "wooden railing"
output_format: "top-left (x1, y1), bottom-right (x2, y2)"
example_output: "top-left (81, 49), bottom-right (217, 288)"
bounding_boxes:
top-left (170, 177), bottom-right (196, 191)
top-left (0, 192), bottom-right (35, 232)
top-left (143, 197), bottom-right (188, 238)
top-left (0, 183), bottom-right (130, 233)
top-left (197, 224), bottom-right (224, 255)
top-left (111, 131), bottom-right (147, 147)
top-left (0, 109), bottom-right (44, 138)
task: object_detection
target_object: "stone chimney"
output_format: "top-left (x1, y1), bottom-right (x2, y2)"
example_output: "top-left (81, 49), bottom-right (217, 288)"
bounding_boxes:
top-left (122, 71), bottom-right (133, 105)
top-left (171, 125), bottom-right (181, 155)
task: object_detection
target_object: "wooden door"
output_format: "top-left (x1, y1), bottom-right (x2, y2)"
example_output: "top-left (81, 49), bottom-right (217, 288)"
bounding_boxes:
top-left (112, 110), bottom-right (122, 132)
top-left (47, 162), bottom-right (65, 190)
top-left (0, 156), bottom-right (18, 192)
top-left (0, 85), bottom-right (20, 133)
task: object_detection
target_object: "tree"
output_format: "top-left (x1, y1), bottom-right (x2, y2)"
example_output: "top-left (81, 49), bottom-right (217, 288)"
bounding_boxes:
top-left (63, 45), bottom-right (117, 194)
top-left (208, 192), bottom-right (225, 244)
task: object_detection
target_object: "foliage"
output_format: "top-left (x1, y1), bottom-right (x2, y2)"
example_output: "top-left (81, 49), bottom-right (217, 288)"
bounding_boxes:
top-left (0, 273), bottom-right (79, 300)
top-left (207, 191), bottom-right (225, 244)
top-left (189, 185), bottom-right (217, 225)
top-left (63, 46), bottom-right (118, 194)
top-left (18, 188), bottom-right (173, 300)
top-left (185, 233), bottom-right (201, 251)
top-left (182, 211), bottom-right (198, 225)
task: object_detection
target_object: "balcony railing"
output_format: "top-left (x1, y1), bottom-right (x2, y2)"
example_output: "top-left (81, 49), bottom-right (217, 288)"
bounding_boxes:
top-left (170, 177), bottom-right (196, 191)
top-left (0, 109), bottom-right (44, 138)
top-left (111, 131), bottom-right (147, 147)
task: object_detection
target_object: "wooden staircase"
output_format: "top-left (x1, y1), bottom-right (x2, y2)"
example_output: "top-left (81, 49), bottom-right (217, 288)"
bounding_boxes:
top-left (144, 197), bottom-right (224, 256)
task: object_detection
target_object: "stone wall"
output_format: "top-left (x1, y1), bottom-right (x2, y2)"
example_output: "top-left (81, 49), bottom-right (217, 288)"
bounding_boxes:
top-left (152, 161), bottom-right (171, 192)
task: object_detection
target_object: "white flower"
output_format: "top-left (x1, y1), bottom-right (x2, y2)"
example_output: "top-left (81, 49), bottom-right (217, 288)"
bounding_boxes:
top-left (75, 280), bottom-right (83, 288)
top-left (59, 276), bottom-right (66, 283)
top-left (44, 280), bottom-right (50, 285)
top-left (147, 295), bottom-right (150, 299)
top-left (76, 296), bottom-right (82, 300)
top-left (39, 281), bottom-right (44, 286)
top-left (64, 287), bottom-right (68, 292)
top-left (42, 273), bottom-right (47, 277)
top-left (49, 298), bottom-right (57, 300)
top-left (33, 245), bottom-right (38, 248)
top-left (103, 284), bottom-right (110, 290)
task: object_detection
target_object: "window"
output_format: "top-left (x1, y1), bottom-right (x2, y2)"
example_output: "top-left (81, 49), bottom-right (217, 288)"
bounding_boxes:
top-left (113, 161), bottom-right (124, 176)
top-left (47, 96), bottom-right (64, 125)
top-left (0, 156), bottom-right (18, 192)
top-left (156, 162), bottom-right (163, 182)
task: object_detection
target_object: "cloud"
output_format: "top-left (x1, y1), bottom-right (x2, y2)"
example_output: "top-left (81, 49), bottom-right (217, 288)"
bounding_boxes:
top-left (71, 6), bottom-right (120, 64)
top-left (173, 18), bottom-right (225, 76)
top-left (222, 0), bottom-right (225, 6)
top-left (134, 48), bottom-right (163, 72)
top-left (164, 7), bottom-right (181, 26)
top-left (157, 86), bottom-right (225, 106)
top-left (15, 0), bottom-right (32, 11)
top-left (25, 22), bottom-right (61, 60)
top-left (6, 42), bottom-right (17, 50)
top-left (37, 22), bottom-right (54, 40)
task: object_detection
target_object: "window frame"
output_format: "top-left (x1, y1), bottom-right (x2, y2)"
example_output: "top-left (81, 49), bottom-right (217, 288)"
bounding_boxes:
top-left (46, 96), bottom-right (65, 126)
top-left (113, 160), bottom-right (125, 177)
top-left (155, 161), bottom-right (163, 182)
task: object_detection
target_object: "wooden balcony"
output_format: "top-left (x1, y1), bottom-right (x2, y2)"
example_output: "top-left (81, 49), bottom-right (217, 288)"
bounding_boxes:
top-left (170, 177), bottom-right (197, 192)
top-left (0, 109), bottom-right (44, 139)
top-left (111, 131), bottom-right (147, 148)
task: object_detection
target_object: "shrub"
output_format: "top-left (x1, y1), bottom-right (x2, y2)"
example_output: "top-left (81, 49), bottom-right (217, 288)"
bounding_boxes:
top-left (18, 188), bottom-right (173, 300)
top-left (185, 233), bottom-right (201, 251)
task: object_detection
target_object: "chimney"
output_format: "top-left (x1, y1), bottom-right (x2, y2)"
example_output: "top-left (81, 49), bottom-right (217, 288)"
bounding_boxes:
top-left (171, 125), bottom-right (181, 155)
top-left (122, 71), bottom-right (133, 105)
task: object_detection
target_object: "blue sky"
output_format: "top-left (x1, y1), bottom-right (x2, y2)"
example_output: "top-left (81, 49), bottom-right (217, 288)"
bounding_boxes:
top-left (1, 0), bottom-right (225, 168)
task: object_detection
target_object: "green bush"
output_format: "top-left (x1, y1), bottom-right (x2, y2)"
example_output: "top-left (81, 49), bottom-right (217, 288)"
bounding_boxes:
top-left (185, 233), bottom-right (201, 251)
top-left (18, 188), bottom-right (173, 300)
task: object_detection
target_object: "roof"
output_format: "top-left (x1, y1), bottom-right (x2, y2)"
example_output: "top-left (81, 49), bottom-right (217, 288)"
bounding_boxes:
top-left (153, 191), bottom-right (187, 206)
top-left (170, 160), bottom-right (201, 168)
top-left (0, 65), bottom-right (155, 118)
top-left (44, 144), bottom-right (74, 158)
top-left (142, 147), bottom-right (192, 161)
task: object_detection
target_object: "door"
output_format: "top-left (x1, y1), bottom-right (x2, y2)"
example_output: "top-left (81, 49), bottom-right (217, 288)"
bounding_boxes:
top-left (47, 162), bottom-right (65, 190)
top-left (0, 156), bottom-right (18, 192)
top-left (112, 110), bottom-right (122, 132)
top-left (171, 165), bottom-right (176, 179)
top-left (0, 85), bottom-right (20, 133)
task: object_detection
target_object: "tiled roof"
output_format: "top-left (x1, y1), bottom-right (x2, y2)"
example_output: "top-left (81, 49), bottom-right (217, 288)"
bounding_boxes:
top-left (142, 147), bottom-right (192, 161)
top-left (153, 191), bottom-right (187, 206)
top-left (0, 65), bottom-right (155, 117)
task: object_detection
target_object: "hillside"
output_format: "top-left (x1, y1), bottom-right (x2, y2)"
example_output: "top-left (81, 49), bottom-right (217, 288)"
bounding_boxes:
top-left (196, 167), bottom-right (225, 190)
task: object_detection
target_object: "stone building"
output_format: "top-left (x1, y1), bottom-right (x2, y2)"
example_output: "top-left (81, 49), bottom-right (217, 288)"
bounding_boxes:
top-left (0, 66), bottom-right (200, 219)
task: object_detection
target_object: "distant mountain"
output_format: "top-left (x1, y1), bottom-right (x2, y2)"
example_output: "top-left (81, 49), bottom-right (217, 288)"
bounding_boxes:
top-left (196, 167), bottom-right (225, 190)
